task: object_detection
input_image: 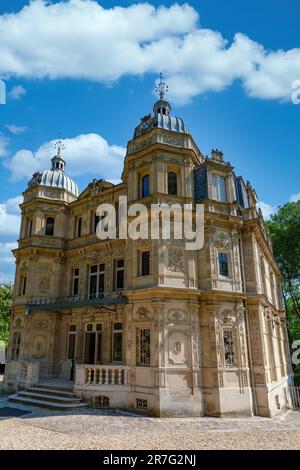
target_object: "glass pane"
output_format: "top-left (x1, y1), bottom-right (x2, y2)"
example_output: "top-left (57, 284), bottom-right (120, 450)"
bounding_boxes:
top-left (114, 322), bottom-right (122, 331)
top-left (137, 329), bottom-right (151, 366)
top-left (89, 275), bottom-right (97, 297)
top-left (73, 277), bottom-right (79, 296)
top-left (113, 332), bottom-right (122, 361)
top-left (219, 176), bottom-right (227, 202)
top-left (168, 172), bottom-right (177, 195)
top-left (218, 253), bottom-right (229, 277)
top-left (142, 174), bottom-right (150, 198)
top-left (116, 269), bottom-right (124, 289)
top-left (141, 251), bottom-right (150, 276)
top-left (98, 273), bottom-right (105, 294)
top-left (67, 333), bottom-right (76, 360)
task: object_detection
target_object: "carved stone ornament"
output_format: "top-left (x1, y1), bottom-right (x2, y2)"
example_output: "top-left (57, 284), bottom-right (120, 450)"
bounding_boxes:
top-left (167, 249), bottom-right (185, 273)
top-left (215, 233), bottom-right (232, 250)
top-left (135, 307), bottom-right (153, 321)
top-left (27, 171), bottom-right (42, 189)
top-left (38, 276), bottom-right (51, 294)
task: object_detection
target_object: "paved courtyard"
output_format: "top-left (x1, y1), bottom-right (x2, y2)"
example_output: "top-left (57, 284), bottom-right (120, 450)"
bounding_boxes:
top-left (0, 393), bottom-right (300, 450)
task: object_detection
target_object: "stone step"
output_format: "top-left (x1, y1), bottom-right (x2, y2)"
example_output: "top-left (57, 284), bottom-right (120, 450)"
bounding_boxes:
top-left (17, 391), bottom-right (82, 403)
top-left (27, 386), bottom-right (77, 398)
top-left (9, 394), bottom-right (89, 410)
top-left (35, 383), bottom-right (74, 392)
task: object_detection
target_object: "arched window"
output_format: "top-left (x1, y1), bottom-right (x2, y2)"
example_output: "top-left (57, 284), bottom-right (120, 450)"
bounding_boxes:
top-left (168, 172), bottom-right (177, 195)
top-left (45, 217), bottom-right (55, 236)
top-left (141, 174), bottom-right (150, 198)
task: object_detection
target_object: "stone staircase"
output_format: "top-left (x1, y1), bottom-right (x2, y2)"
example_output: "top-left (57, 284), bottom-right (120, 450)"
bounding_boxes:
top-left (9, 383), bottom-right (89, 410)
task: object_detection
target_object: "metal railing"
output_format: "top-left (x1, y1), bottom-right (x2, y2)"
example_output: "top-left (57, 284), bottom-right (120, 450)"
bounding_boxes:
top-left (25, 293), bottom-right (128, 313)
top-left (290, 386), bottom-right (300, 409)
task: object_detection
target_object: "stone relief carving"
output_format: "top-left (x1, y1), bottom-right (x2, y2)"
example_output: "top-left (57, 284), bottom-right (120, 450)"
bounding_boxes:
top-left (38, 262), bottom-right (53, 272)
top-left (215, 232), bottom-right (232, 250)
top-left (33, 320), bottom-right (49, 330)
top-left (167, 249), bottom-right (185, 273)
top-left (168, 330), bottom-right (188, 365)
top-left (135, 307), bottom-right (153, 322)
top-left (167, 310), bottom-right (187, 323)
top-left (38, 276), bottom-right (51, 294)
top-left (31, 334), bottom-right (47, 359)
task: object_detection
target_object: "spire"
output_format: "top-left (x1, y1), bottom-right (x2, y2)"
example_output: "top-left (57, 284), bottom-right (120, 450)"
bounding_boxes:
top-left (155, 72), bottom-right (168, 100)
top-left (153, 73), bottom-right (171, 116)
top-left (51, 134), bottom-right (66, 171)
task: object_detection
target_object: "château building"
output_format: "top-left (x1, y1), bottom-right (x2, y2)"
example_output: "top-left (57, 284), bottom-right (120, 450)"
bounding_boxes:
top-left (4, 81), bottom-right (293, 417)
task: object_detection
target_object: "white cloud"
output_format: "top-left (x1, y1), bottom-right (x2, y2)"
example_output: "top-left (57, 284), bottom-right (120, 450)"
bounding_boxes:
top-left (0, 242), bottom-right (17, 283)
top-left (7, 85), bottom-right (26, 100)
top-left (0, 1), bottom-right (299, 104)
top-left (5, 124), bottom-right (28, 135)
top-left (0, 196), bottom-right (22, 236)
top-left (0, 135), bottom-right (9, 157)
top-left (4, 133), bottom-right (125, 183)
top-left (290, 193), bottom-right (300, 202)
top-left (257, 202), bottom-right (276, 221)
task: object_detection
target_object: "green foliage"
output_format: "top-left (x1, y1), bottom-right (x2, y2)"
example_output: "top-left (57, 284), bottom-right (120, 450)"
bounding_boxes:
top-left (0, 283), bottom-right (13, 346)
top-left (267, 201), bottom-right (300, 383)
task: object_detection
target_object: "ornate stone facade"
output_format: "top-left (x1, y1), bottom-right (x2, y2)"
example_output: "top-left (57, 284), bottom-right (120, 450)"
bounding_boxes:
top-left (4, 93), bottom-right (293, 418)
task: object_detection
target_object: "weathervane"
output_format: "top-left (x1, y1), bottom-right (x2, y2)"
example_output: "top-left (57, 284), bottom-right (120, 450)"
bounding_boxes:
top-left (155, 72), bottom-right (168, 100)
top-left (54, 133), bottom-right (65, 156)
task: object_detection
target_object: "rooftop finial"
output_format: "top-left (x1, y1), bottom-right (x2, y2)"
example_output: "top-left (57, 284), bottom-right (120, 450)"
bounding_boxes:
top-left (155, 72), bottom-right (168, 100)
top-left (54, 133), bottom-right (65, 156)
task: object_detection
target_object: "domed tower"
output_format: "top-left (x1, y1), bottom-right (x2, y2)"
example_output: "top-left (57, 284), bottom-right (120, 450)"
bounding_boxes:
top-left (16, 138), bottom-right (79, 304)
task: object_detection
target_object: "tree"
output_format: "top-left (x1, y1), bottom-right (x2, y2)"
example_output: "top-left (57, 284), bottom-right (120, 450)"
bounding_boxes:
top-left (266, 200), bottom-right (300, 318)
top-left (0, 283), bottom-right (13, 346)
top-left (267, 200), bottom-right (300, 383)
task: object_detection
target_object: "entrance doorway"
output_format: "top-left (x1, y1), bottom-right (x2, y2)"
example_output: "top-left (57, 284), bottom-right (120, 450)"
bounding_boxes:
top-left (83, 323), bottom-right (102, 364)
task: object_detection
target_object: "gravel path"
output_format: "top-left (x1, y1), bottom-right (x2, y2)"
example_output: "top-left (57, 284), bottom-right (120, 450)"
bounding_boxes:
top-left (0, 396), bottom-right (300, 450)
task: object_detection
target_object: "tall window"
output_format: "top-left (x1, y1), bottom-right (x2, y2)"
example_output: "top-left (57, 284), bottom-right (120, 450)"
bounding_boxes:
top-left (73, 268), bottom-right (79, 296)
top-left (83, 323), bottom-right (103, 364)
top-left (94, 213), bottom-right (100, 233)
top-left (136, 329), bottom-right (151, 366)
top-left (168, 172), bottom-right (177, 195)
top-left (19, 276), bottom-right (27, 296)
top-left (11, 332), bottom-right (21, 360)
top-left (89, 264), bottom-right (105, 299)
top-left (67, 325), bottom-right (76, 360)
top-left (218, 253), bottom-right (229, 277)
top-left (140, 250), bottom-right (150, 276)
top-left (223, 330), bottom-right (237, 367)
top-left (115, 259), bottom-right (124, 290)
top-left (74, 217), bottom-right (82, 238)
top-left (45, 216), bottom-right (55, 236)
top-left (141, 174), bottom-right (150, 198)
top-left (112, 322), bottom-right (122, 362)
top-left (211, 174), bottom-right (227, 202)
top-left (26, 217), bottom-right (33, 237)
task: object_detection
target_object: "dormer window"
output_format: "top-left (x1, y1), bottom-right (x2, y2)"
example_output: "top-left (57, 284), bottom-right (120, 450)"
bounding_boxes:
top-left (212, 174), bottom-right (227, 202)
top-left (45, 216), bottom-right (55, 236)
top-left (168, 172), bottom-right (177, 196)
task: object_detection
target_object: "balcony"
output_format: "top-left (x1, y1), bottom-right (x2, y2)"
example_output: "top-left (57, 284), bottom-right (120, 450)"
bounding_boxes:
top-left (25, 294), bottom-right (128, 314)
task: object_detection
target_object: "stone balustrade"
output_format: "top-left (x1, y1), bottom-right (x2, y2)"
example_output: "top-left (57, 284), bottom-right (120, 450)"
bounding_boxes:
top-left (79, 365), bottom-right (127, 386)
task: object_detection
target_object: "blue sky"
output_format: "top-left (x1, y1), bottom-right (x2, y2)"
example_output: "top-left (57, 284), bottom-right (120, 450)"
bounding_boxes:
top-left (0, 0), bottom-right (299, 281)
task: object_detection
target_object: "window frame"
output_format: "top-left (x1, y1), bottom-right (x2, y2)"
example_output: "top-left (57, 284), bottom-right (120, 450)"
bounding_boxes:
top-left (211, 174), bottom-right (227, 202)
top-left (136, 328), bottom-right (151, 367)
top-left (45, 216), bottom-right (55, 236)
top-left (112, 322), bottom-right (123, 363)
